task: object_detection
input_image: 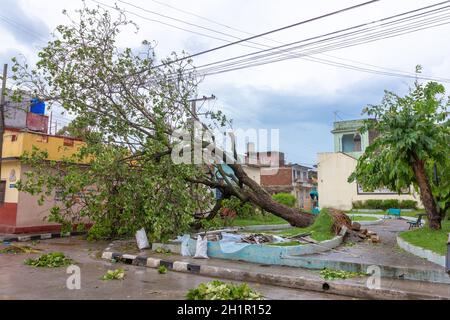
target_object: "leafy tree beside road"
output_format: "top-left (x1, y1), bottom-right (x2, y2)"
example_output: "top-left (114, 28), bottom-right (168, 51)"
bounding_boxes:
top-left (349, 75), bottom-right (450, 230)
top-left (11, 5), bottom-right (317, 240)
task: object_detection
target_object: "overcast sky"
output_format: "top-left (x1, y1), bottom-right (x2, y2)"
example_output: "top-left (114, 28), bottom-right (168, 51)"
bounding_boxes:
top-left (1, 0), bottom-right (450, 165)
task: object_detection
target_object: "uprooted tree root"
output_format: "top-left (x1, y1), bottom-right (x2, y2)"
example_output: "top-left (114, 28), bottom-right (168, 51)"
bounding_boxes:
top-left (328, 208), bottom-right (353, 234)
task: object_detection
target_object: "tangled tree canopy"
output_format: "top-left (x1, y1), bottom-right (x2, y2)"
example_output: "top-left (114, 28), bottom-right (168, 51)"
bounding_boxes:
top-left (12, 5), bottom-right (315, 239)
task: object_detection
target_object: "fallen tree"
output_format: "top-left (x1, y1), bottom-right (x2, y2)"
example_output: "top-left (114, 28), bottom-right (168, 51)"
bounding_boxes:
top-left (12, 5), bottom-right (318, 237)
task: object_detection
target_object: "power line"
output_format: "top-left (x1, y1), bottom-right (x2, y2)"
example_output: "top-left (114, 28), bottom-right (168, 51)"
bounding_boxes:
top-left (0, 14), bottom-right (48, 44)
top-left (191, 3), bottom-right (450, 73)
top-left (117, 0), bottom-right (450, 82)
top-left (148, 0), bottom-right (259, 38)
top-left (149, 0), bottom-right (380, 69)
top-left (90, 0), bottom-right (258, 50)
top-left (117, 0), bottom-right (249, 42)
top-left (188, 3), bottom-right (450, 80)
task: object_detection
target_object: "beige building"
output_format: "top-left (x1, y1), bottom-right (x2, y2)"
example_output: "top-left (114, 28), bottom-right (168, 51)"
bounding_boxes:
top-left (317, 120), bottom-right (421, 211)
top-left (242, 164), bottom-right (261, 185)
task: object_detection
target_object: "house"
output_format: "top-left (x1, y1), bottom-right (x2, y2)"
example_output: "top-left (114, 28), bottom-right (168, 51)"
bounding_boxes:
top-left (260, 163), bottom-right (316, 210)
top-left (244, 143), bottom-right (317, 210)
top-left (0, 96), bottom-right (86, 233)
top-left (317, 119), bottom-right (421, 210)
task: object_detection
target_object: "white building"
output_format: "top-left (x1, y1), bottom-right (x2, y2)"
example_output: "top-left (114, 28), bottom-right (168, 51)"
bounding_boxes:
top-left (317, 119), bottom-right (421, 210)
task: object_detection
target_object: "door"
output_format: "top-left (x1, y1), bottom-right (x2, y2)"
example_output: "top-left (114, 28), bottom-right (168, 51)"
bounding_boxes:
top-left (0, 181), bottom-right (6, 204)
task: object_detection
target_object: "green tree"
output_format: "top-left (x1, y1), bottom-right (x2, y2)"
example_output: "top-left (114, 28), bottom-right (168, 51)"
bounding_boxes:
top-left (17, 139), bottom-right (210, 241)
top-left (349, 77), bottom-right (450, 230)
top-left (11, 5), bottom-right (315, 233)
top-left (272, 193), bottom-right (296, 208)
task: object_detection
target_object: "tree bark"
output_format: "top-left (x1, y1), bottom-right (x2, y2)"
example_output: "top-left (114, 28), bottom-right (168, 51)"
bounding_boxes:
top-left (228, 164), bottom-right (315, 227)
top-left (411, 153), bottom-right (441, 230)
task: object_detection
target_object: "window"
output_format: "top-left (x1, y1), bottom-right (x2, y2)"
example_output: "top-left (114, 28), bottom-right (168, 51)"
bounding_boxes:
top-left (63, 138), bottom-right (74, 147)
top-left (342, 134), bottom-right (355, 152)
top-left (0, 181), bottom-right (6, 204)
top-left (11, 135), bottom-right (17, 142)
top-left (353, 134), bottom-right (362, 152)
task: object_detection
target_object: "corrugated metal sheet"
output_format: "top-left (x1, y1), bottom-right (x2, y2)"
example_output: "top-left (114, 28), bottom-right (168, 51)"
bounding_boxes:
top-left (26, 112), bottom-right (48, 133)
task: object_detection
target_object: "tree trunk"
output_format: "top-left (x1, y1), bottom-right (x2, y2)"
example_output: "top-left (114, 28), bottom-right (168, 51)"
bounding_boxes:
top-left (411, 153), bottom-right (441, 230)
top-left (228, 164), bottom-right (315, 228)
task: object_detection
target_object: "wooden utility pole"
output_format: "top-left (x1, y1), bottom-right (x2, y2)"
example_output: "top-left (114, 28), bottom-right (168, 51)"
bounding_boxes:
top-left (0, 64), bottom-right (8, 191)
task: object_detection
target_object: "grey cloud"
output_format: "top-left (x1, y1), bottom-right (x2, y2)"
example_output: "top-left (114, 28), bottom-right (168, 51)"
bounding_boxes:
top-left (211, 78), bottom-right (408, 164)
top-left (0, 0), bottom-right (50, 46)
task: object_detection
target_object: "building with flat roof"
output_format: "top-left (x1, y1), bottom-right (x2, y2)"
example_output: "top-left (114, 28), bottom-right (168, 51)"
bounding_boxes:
top-left (0, 95), bottom-right (86, 233)
top-left (317, 119), bottom-right (421, 210)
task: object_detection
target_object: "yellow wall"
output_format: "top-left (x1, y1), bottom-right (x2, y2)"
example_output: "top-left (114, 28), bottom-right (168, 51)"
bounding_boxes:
top-left (0, 160), bottom-right (21, 203)
top-left (2, 130), bottom-right (24, 158)
top-left (2, 130), bottom-right (87, 162)
top-left (317, 152), bottom-right (422, 210)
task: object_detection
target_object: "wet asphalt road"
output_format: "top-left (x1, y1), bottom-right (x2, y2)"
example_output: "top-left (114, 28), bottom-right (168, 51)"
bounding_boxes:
top-left (0, 237), bottom-right (351, 300)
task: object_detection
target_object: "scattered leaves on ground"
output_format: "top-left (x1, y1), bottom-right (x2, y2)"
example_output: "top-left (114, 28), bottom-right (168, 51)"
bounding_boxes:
top-left (158, 265), bottom-right (168, 274)
top-left (320, 268), bottom-right (367, 280)
top-left (101, 268), bottom-right (125, 280)
top-left (0, 244), bottom-right (42, 254)
top-left (186, 280), bottom-right (264, 300)
top-left (155, 247), bottom-right (171, 254)
top-left (24, 252), bottom-right (73, 267)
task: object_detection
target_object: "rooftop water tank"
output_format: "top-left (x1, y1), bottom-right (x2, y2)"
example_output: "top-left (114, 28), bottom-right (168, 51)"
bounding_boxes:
top-left (30, 98), bottom-right (45, 115)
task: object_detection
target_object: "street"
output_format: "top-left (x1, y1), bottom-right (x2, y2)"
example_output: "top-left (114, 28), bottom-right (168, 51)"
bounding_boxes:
top-left (0, 237), bottom-right (351, 300)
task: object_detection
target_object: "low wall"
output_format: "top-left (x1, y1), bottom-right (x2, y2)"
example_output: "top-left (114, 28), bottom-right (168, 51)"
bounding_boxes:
top-left (397, 236), bottom-right (446, 267)
top-left (153, 233), bottom-right (344, 264)
top-left (183, 235), bottom-right (344, 263)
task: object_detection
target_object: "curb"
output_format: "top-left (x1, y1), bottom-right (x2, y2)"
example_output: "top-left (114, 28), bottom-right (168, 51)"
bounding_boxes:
top-left (397, 236), bottom-right (446, 267)
top-left (101, 251), bottom-right (449, 300)
top-left (0, 231), bottom-right (86, 243)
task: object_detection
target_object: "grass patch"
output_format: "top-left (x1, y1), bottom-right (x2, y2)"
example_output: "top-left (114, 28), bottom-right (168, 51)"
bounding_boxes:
top-left (269, 209), bottom-right (334, 242)
top-left (230, 214), bottom-right (287, 227)
top-left (399, 219), bottom-right (449, 256)
top-left (347, 216), bottom-right (379, 221)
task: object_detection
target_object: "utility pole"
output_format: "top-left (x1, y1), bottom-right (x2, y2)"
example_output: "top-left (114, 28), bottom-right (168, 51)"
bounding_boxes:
top-left (188, 94), bottom-right (216, 164)
top-left (49, 111), bottom-right (53, 135)
top-left (188, 95), bottom-right (216, 117)
top-left (187, 95), bottom-right (216, 210)
top-left (0, 64), bottom-right (8, 202)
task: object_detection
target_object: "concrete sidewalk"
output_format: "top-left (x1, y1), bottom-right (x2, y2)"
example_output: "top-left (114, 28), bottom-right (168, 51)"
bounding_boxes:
top-left (102, 248), bottom-right (450, 300)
